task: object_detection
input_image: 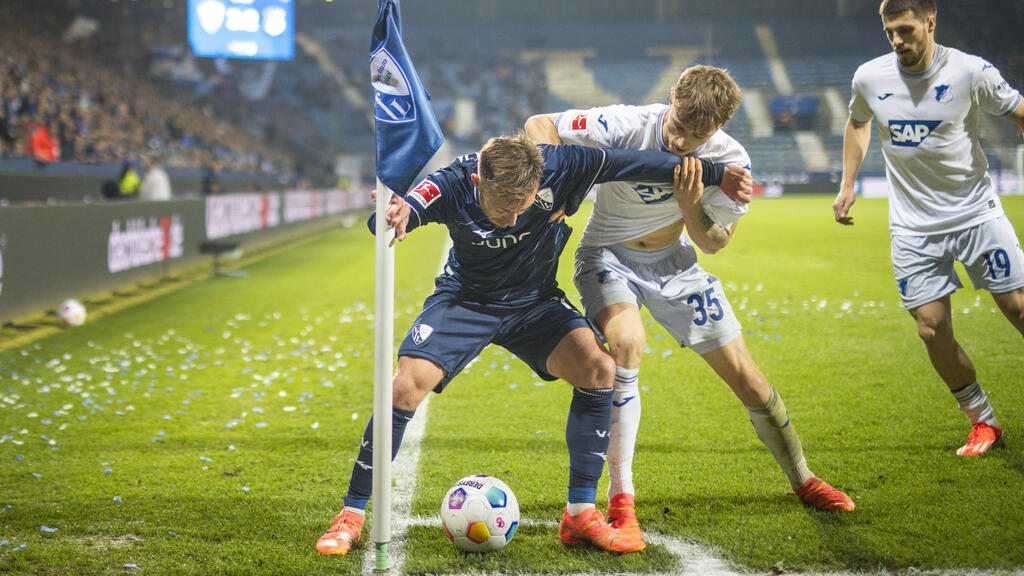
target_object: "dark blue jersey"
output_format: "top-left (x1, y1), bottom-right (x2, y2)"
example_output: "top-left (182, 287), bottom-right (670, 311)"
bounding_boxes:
top-left (376, 144), bottom-right (685, 304)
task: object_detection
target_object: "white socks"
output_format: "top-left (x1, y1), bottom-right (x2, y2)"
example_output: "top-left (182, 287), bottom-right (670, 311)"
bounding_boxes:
top-left (607, 366), bottom-right (641, 498)
top-left (952, 382), bottom-right (998, 428)
top-left (747, 387), bottom-right (813, 490)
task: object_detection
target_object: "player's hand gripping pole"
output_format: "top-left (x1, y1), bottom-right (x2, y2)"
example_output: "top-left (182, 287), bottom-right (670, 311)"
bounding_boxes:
top-left (372, 178), bottom-right (396, 573)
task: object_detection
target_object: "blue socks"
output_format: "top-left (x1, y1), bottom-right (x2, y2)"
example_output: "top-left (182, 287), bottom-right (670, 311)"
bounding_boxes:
top-left (343, 406), bottom-right (416, 510)
top-left (566, 387), bottom-right (613, 504)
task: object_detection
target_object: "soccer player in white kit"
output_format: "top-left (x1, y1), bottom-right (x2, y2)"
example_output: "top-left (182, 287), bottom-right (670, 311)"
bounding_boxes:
top-left (834, 0), bottom-right (1024, 457)
top-left (528, 65), bottom-right (856, 544)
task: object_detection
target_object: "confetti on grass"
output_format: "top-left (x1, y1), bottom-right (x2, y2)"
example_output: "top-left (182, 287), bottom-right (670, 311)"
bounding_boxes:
top-left (40, 526), bottom-right (58, 533)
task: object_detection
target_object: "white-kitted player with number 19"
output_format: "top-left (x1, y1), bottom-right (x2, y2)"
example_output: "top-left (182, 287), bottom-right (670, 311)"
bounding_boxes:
top-left (835, 0), bottom-right (1024, 457)
top-left (527, 65), bottom-right (855, 547)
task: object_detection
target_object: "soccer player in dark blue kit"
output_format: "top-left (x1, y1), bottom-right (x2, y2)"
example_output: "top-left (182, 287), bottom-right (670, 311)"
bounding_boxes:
top-left (317, 133), bottom-right (744, 554)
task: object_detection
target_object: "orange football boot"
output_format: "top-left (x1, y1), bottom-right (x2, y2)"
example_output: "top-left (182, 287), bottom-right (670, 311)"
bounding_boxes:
top-left (606, 493), bottom-right (644, 543)
top-left (316, 508), bottom-right (365, 555)
top-left (560, 507), bottom-right (645, 553)
top-left (795, 477), bottom-right (855, 511)
top-left (956, 423), bottom-right (1003, 456)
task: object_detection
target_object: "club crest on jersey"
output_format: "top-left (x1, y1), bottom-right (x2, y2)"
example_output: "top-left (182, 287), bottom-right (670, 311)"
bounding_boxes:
top-left (888, 120), bottom-right (941, 147)
top-left (534, 187), bottom-right (554, 210)
top-left (633, 184), bottom-right (672, 204)
top-left (409, 180), bottom-right (441, 208)
top-left (934, 84), bottom-right (953, 104)
top-left (371, 48), bottom-right (416, 124)
top-left (571, 114), bottom-right (587, 131)
top-left (411, 323), bottom-right (434, 345)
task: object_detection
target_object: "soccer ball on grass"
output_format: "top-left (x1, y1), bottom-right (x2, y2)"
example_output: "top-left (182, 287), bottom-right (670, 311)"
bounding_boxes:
top-left (57, 299), bottom-right (87, 327)
top-left (440, 474), bottom-right (519, 552)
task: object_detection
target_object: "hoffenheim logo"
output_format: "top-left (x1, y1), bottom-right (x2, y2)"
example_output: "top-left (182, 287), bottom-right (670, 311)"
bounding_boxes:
top-left (888, 120), bottom-right (941, 147)
top-left (934, 84), bottom-right (953, 103)
top-left (371, 48), bottom-right (416, 124)
top-left (534, 188), bottom-right (554, 210)
top-left (411, 323), bottom-right (434, 345)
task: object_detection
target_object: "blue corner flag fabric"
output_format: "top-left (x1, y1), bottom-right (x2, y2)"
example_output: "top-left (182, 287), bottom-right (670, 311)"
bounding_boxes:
top-left (371, 0), bottom-right (444, 195)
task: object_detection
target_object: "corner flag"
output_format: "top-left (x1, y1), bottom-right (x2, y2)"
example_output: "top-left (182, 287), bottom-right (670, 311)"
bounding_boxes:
top-left (370, 1), bottom-right (441, 572)
top-left (371, 0), bottom-right (443, 195)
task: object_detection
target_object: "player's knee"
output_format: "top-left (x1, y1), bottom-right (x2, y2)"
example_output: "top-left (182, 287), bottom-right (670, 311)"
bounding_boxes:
top-left (392, 371), bottom-right (428, 411)
top-left (607, 331), bottom-right (645, 367)
top-left (1009, 302), bottom-right (1024, 331)
top-left (575, 351), bottom-right (616, 390)
top-left (914, 318), bottom-right (943, 344)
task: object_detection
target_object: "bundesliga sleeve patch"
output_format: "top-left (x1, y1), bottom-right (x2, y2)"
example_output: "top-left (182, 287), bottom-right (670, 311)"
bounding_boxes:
top-left (570, 113), bottom-right (588, 131)
top-left (408, 180), bottom-right (441, 208)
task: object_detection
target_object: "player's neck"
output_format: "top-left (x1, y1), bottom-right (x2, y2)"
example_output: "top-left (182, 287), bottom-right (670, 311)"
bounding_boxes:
top-left (901, 41), bottom-right (937, 74)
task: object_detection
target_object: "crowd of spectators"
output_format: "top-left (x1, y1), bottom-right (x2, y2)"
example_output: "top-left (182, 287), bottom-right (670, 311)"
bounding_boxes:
top-left (0, 3), bottom-right (297, 180)
top-left (332, 43), bottom-right (548, 149)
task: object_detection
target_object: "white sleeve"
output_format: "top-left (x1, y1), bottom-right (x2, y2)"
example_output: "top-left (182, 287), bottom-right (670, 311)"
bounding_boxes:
top-left (848, 68), bottom-right (874, 125)
top-left (554, 106), bottom-right (628, 148)
top-left (972, 58), bottom-right (1023, 118)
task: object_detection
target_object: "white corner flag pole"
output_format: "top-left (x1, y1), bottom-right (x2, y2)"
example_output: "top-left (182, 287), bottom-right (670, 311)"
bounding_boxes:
top-left (372, 177), bottom-right (395, 573)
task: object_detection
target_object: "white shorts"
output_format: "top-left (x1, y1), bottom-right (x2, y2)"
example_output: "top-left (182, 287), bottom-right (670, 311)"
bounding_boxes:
top-left (891, 215), bottom-right (1024, 310)
top-left (574, 241), bottom-right (741, 354)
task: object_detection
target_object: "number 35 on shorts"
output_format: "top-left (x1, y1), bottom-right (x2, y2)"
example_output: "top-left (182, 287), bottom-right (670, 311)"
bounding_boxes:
top-left (688, 287), bottom-right (725, 326)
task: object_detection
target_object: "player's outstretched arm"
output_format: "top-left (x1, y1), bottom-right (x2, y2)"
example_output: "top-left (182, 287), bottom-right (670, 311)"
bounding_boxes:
top-left (834, 117), bottom-right (872, 226)
top-left (525, 114), bottom-right (571, 222)
top-left (675, 158), bottom-right (731, 254)
top-left (721, 165), bottom-right (753, 204)
top-left (368, 189), bottom-right (413, 242)
top-left (525, 114), bottom-right (562, 145)
top-left (1006, 101), bottom-right (1024, 136)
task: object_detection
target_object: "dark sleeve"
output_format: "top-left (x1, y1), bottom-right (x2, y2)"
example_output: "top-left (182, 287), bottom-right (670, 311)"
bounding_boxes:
top-left (366, 173), bottom-right (451, 235)
top-left (598, 148), bottom-right (724, 187)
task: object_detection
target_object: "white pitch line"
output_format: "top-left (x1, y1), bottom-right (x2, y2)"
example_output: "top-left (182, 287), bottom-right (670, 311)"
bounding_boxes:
top-left (362, 237), bottom-right (449, 575)
top-left (361, 395), bottom-right (430, 575)
top-left (360, 236), bottom-right (1024, 576)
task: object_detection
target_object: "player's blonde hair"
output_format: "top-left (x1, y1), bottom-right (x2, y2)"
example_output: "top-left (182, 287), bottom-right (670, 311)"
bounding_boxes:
top-left (477, 132), bottom-right (544, 203)
top-left (879, 0), bottom-right (936, 18)
top-left (671, 65), bottom-right (741, 137)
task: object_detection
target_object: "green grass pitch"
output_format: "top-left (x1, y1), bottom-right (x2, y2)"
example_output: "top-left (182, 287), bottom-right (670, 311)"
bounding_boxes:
top-left (1, 195), bottom-right (1022, 575)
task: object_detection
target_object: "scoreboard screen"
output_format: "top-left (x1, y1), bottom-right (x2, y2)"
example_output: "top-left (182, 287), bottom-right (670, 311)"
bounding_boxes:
top-left (188, 0), bottom-right (294, 61)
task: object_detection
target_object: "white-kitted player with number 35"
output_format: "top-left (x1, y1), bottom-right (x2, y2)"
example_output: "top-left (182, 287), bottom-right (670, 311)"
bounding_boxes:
top-left (835, 0), bottom-right (1024, 457)
top-left (528, 65), bottom-right (855, 547)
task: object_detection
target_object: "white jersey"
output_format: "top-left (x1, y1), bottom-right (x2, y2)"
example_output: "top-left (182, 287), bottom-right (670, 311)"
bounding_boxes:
top-left (554, 103), bottom-right (751, 248)
top-left (850, 45), bottom-right (1023, 235)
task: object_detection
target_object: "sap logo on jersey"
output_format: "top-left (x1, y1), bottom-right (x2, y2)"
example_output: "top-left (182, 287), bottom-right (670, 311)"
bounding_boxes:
top-left (888, 120), bottom-right (941, 147)
top-left (571, 114), bottom-right (587, 131)
top-left (409, 180), bottom-right (441, 208)
top-left (533, 187), bottom-right (554, 210)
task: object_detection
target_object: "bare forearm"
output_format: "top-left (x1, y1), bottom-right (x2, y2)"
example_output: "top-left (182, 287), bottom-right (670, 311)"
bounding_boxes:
top-left (840, 117), bottom-right (871, 190)
top-left (525, 114), bottom-right (561, 145)
top-left (681, 203), bottom-right (730, 254)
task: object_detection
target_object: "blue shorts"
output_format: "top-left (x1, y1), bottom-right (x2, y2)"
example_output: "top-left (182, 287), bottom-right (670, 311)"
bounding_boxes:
top-left (398, 283), bottom-right (592, 393)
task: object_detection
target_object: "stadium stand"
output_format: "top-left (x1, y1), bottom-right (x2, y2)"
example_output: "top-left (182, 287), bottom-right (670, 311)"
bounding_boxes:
top-left (2, 0), bottom-right (1020, 196)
